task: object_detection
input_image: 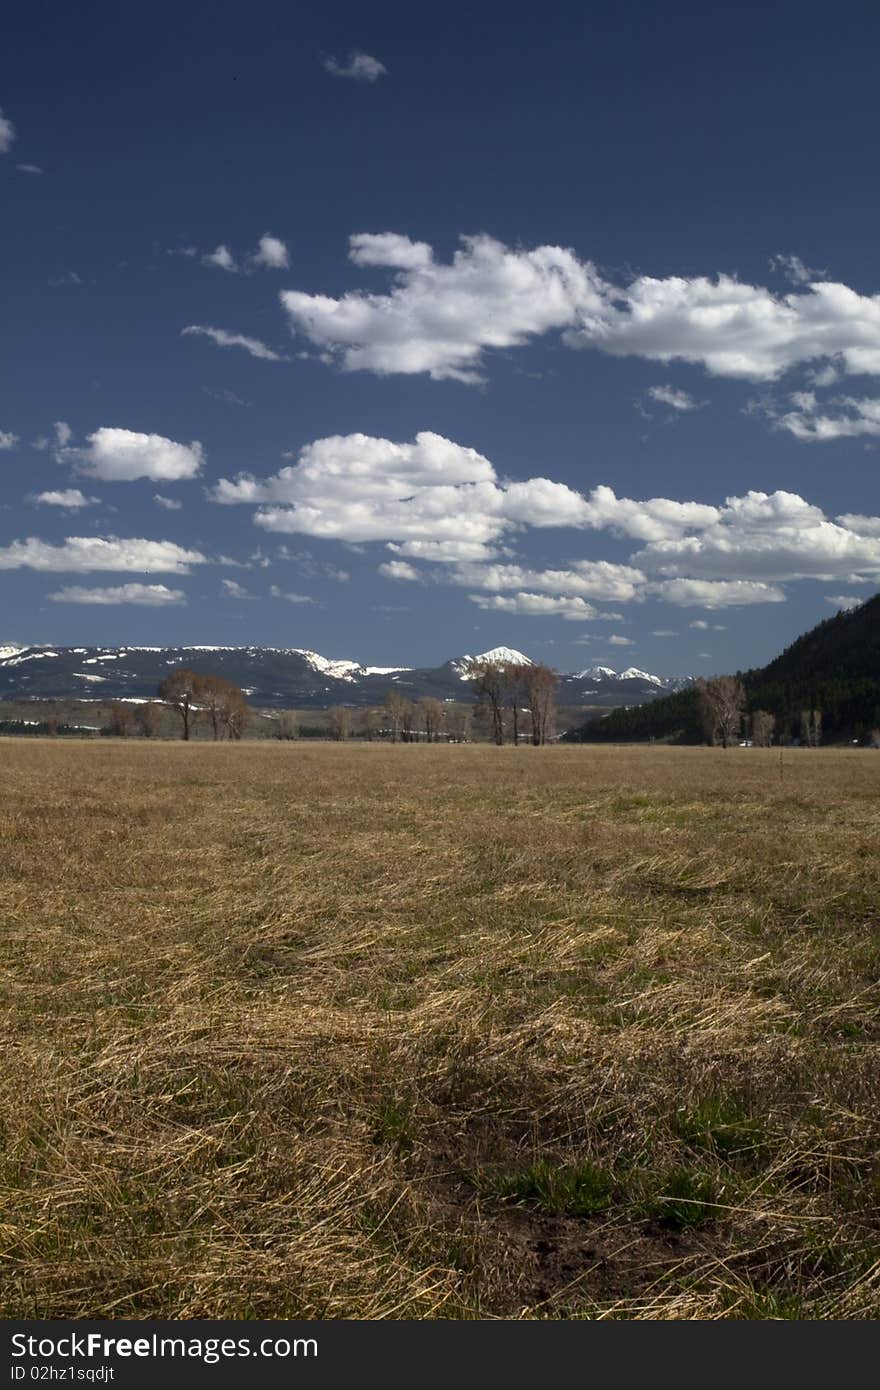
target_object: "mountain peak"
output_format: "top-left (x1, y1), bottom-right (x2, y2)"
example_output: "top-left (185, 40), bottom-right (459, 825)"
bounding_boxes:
top-left (466, 645), bottom-right (533, 666)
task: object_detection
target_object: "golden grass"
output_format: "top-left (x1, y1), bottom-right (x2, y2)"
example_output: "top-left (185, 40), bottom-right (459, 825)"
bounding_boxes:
top-left (1, 740), bottom-right (878, 1319)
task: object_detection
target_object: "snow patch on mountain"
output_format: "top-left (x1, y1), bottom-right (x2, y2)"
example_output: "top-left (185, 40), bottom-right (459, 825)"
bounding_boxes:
top-left (292, 649), bottom-right (362, 681)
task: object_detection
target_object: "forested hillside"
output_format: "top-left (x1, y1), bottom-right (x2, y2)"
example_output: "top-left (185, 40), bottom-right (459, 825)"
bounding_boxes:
top-left (570, 596), bottom-right (880, 744)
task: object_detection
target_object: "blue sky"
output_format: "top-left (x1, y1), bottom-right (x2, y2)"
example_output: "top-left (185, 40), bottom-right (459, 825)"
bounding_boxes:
top-left (2, 0), bottom-right (879, 673)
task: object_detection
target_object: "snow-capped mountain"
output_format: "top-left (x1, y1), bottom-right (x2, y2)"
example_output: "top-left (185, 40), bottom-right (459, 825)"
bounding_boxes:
top-left (451, 646), bottom-right (533, 678)
top-left (0, 644), bottom-right (689, 708)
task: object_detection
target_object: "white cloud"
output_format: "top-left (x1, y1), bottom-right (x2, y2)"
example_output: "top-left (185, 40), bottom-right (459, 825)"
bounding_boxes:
top-left (181, 324), bottom-right (284, 361)
top-left (349, 232), bottom-right (433, 271)
top-left (652, 629), bottom-right (677, 637)
top-left (825, 594), bottom-right (863, 610)
top-left (0, 109), bottom-right (15, 153)
top-left (269, 584), bottom-right (315, 604)
top-left (769, 253), bottom-right (826, 286)
top-left (207, 429), bottom-right (880, 610)
top-left (689, 619), bottom-right (725, 630)
top-left (0, 430), bottom-right (18, 450)
top-left (221, 578), bottom-right (252, 599)
top-left (648, 578), bottom-right (786, 607)
top-left (836, 511), bottom-right (880, 536)
top-left (646, 384), bottom-right (701, 411)
top-left (16, 163), bottom-right (42, 175)
top-left (607, 634), bottom-right (634, 646)
top-left (0, 536), bottom-right (205, 574)
top-left (65, 427), bottom-right (204, 482)
top-left (203, 244), bottom-right (238, 272)
top-left (324, 52), bottom-right (386, 81)
top-left (280, 233), bottom-right (604, 383)
top-left (31, 421), bottom-right (70, 452)
top-left (378, 560), bottom-right (420, 581)
top-left (154, 493), bottom-right (183, 511)
top-left (469, 592), bottom-right (599, 620)
top-left (282, 231), bottom-right (880, 386)
top-left (48, 583), bottom-right (185, 606)
top-left (634, 489), bottom-right (880, 583)
top-left (775, 392), bottom-right (880, 441)
top-left (449, 559), bottom-right (647, 602)
top-left (34, 489), bottom-right (95, 509)
top-left (252, 234), bottom-right (289, 270)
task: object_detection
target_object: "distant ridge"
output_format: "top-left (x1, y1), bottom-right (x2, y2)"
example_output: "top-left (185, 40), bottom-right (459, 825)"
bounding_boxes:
top-left (0, 643), bottom-right (688, 709)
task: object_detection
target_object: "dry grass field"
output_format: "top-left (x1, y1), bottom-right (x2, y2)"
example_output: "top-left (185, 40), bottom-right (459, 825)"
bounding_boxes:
top-left (1, 739), bottom-right (878, 1320)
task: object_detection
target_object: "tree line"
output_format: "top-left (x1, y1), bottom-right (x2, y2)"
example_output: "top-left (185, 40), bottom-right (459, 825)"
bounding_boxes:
top-left (50, 658), bottom-right (562, 745)
top-left (573, 674), bottom-right (835, 747)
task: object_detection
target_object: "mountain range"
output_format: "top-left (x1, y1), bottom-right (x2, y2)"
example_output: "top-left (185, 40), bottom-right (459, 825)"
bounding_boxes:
top-left (0, 643), bottom-right (690, 709)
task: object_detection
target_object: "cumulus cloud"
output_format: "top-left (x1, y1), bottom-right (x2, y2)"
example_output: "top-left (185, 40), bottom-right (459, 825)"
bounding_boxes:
top-left (207, 430), bottom-right (880, 612)
top-left (775, 392), bottom-right (880, 441)
top-left (280, 233), bottom-right (604, 383)
top-left (33, 489), bottom-right (95, 509)
top-left (181, 324), bottom-right (284, 361)
top-left (647, 578), bottom-right (786, 607)
top-left (210, 431), bottom-right (717, 562)
top-left (203, 244), bottom-right (238, 272)
top-left (154, 493), bottom-right (183, 511)
top-left (634, 489), bottom-right (880, 583)
top-left (324, 52), bottom-right (386, 81)
top-left (448, 559), bottom-right (647, 602)
top-left (378, 560), bottom-right (420, 581)
top-left (646, 384), bottom-right (702, 412)
top-left (689, 619), bottom-right (725, 630)
top-left (0, 430), bottom-right (18, 450)
top-left (607, 634), bottom-right (635, 646)
top-left (252, 234), bottom-right (289, 270)
top-left (469, 592), bottom-right (600, 620)
top-left (64, 427), bottom-right (204, 482)
top-left (0, 537), bottom-right (205, 573)
top-left (0, 109), bottom-right (15, 153)
top-left (825, 594), bottom-right (863, 610)
top-left (48, 583), bottom-right (185, 605)
top-left (281, 232), bottom-right (880, 386)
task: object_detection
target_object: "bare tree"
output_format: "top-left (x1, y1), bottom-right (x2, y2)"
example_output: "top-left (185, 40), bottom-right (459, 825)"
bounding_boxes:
top-left (800, 708), bottom-right (822, 747)
top-left (419, 696), bottom-right (446, 742)
top-left (108, 702), bottom-right (135, 737)
top-left (470, 661), bottom-right (507, 745)
top-left (135, 702), bottom-right (163, 738)
top-left (198, 674), bottom-right (233, 741)
top-left (327, 705), bottom-right (353, 741)
top-left (158, 668), bottom-right (202, 740)
top-left (503, 662), bottom-right (531, 744)
top-left (219, 685), bottom-right (248, 740)
top-left (276, 710), bottom-right (299, 740)
top-left (446, 707), bottom-right (471, 742)
top-left (695, 675), bottom-right (746, 748)
top-left (360, 708), bottom-right (382, 741)
top-left (751, 709), bottom-right (775, 747)
top-left (400, 699), bottom-right (416, 743)
top-left (523, 663), bottom-right (558, 745)
top-left (384, 689), bottom-right (411, 744)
